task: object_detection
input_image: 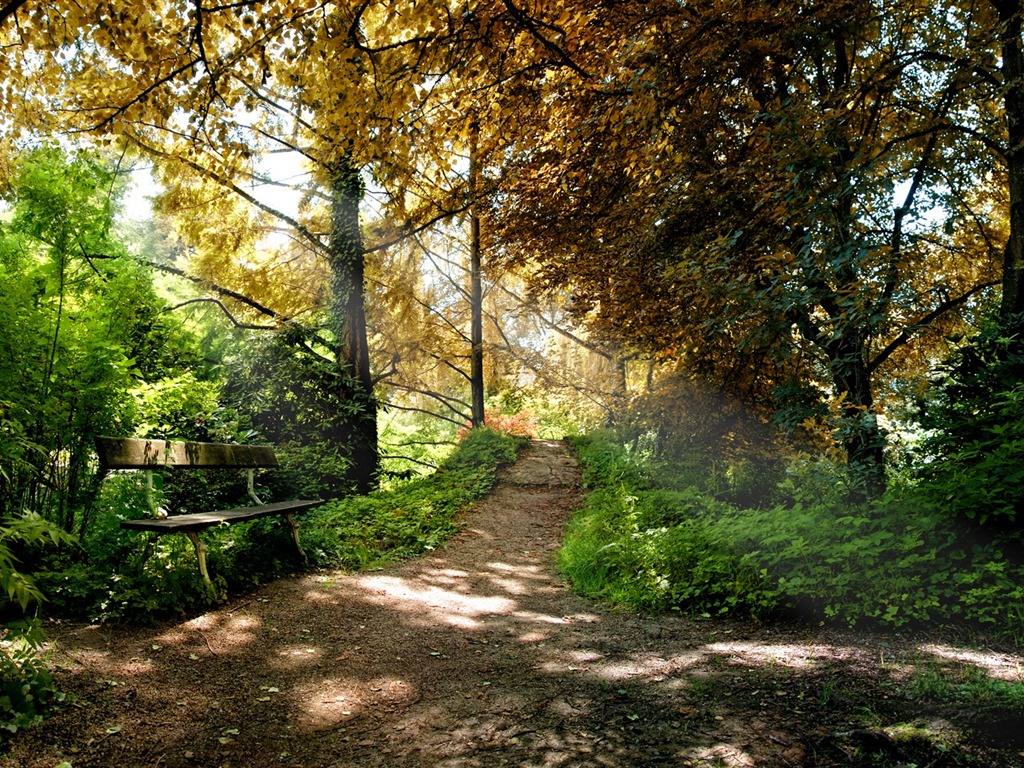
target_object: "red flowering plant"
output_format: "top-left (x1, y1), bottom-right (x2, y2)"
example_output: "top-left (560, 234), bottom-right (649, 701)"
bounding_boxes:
top-left (457, 409), bottom-right (539, 440)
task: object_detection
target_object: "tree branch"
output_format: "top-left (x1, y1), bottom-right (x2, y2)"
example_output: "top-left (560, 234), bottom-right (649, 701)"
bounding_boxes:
top-left (363, 201), bottom-right (473, 254)
top-left (140, 259), bottom-right (335, 355)
top-left (0, 0), bottom-right (29, 27)
top-left (126, 132), bottom-right (329, 257)
top-left (500, 0), bottom-right (591, 80)
top-left (379, 454), bottom-right (438, 468)
top-left (868, 281), bottom-right (1000, 373)
top-left (388, 383), bottom-right (472, 418)
top-left (382, 402), bottom-right (466, 428)
top-left (165, 297), bottom-right (279, 330)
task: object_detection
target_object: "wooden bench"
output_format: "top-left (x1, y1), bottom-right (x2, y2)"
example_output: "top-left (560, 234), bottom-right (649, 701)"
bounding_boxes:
top-left (95, 436), bottom-right (325, 586)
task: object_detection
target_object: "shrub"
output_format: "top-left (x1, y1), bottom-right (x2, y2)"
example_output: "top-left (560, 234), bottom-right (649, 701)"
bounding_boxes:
top-left (0, 515), bottom-right (74, 734)
top-left (915, 316), bottom-right (1024, 527)
top-left (457, 409), bottom-right (539, 440)
top-left (0, 621), bottom-right (66, 734)
top-left (560, 431), bottom-right (1024, 637)
top-left (308, 427), bottom-right (526, 570)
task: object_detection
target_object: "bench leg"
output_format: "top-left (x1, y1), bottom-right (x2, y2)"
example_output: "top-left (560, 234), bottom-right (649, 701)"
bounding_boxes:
top-left (284, 513), bottom-right (306, 563)
top-left (184, 531), bottom-right (212, 584)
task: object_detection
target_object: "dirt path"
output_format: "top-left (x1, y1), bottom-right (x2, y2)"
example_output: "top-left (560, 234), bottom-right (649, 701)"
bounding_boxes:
top-left (4, 440), bottom-right (1023, 767)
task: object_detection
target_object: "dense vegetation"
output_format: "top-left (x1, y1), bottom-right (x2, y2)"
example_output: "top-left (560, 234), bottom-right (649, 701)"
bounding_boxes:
top-left (4, 424), bottom-right (525, 731)
top-left (560, 346), bottom-right (1024, 637)
top-left (35, 426), bottom-right (525, 624)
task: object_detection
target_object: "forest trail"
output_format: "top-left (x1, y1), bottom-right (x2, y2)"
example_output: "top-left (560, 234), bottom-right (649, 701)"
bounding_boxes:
top-left (3, 440), bottom-right (1021, 768)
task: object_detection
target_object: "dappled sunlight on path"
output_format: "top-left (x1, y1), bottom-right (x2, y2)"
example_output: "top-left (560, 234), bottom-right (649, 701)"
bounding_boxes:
top-left (6, 440), bottom-right (1024, 768)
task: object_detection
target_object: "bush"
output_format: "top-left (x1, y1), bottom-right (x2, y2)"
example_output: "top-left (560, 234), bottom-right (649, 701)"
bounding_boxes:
top-left (457, 409), bottom-right (540, 440)
top-left (915, 316), bottom-right (1024, 526)
top-left (560, 432), bottom-right (1024, 637)
top-left (0, 515), bottom-right (74, 735)
top-left (0, 621), bottom-right (66, 734)
top-left (306, 427), bottom-right (526, 570)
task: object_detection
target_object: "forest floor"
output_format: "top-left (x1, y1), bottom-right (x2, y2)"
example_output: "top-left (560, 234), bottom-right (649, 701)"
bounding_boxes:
top-left (4, 440), bottom-right (1024, 768)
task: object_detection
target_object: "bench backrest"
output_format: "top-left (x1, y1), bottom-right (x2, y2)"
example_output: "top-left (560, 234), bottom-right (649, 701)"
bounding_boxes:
top-left (95, 437), bottom-right (279, 470)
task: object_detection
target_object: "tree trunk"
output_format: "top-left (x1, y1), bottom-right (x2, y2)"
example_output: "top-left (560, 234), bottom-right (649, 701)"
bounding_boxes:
top-left (997, 1), bottom-right (1024, 329)
top-left (328, 157), bottom-right (378, 493)
top-left (827, 337), bottom-right (886, 498)
top-left (468, 125), bottom-right (486, 427)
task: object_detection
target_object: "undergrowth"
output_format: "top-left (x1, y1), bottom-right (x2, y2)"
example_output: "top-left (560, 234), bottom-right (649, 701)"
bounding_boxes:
top-left (559, 432), bottom-right (1024, 638)
top-left (0, 621), bottom-right (66, 735)
top-left (302, 426), bottom-right (524, 570)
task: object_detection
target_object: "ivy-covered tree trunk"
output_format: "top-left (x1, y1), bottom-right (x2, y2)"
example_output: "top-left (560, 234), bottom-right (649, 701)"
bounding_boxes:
top-left (328, 157), bottom-right (378, 493)
top-left (997, 0), bottom-right (1024, 330)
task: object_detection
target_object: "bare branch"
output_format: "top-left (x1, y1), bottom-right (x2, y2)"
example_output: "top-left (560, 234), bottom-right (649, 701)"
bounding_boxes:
top-left (140, 259), bottom-right (335, 355)
top-left (382, 402), bottom-right (466, 428)
top-left (166, 297), bottom-right (279, 330)
top-left (388, 383), bottom-right (472, 418)
top-left (379, 454), bottom-right (438, 469)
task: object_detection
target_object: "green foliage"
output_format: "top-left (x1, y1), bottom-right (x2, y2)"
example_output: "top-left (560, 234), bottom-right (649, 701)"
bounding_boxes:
top-left (0, 515), bottom-right (75, 611)
top-left (915, 317), bottom-right (1024, 526)
top-left (35, 428), bottom-right (525, 622)
top-left (377, 410), bottom-right (456, 488)
top-left (906, 662), bottom-right (1024, 711)
top-left (560, 432), bottom-right (1024, 637)
top-left (0, 146), bottom-right (204, 535)
top-left (0, 516), bottom-right (75, 735)
top-left (0, 621), bottom-right (66, 734)
top-left (222, 330), bottom-right (371, 498)
top-left (132, 372), bottom-right (236, 442)
top-left (35, 474), bottom-right (215, 623)
top-left (490, 387), bottom-right (603, 440)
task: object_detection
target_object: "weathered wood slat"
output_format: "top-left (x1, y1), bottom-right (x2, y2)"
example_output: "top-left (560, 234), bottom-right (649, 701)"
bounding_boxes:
top-left (95, 437), bottom-right (279, 469)
top-left (100, 435), bottom-right (321, 586)
top-left (120, 499), bottom-right (325, 533)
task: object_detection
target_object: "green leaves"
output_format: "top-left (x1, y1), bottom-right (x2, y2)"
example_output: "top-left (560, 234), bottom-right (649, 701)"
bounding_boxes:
top-left (0, 619), bottom-right (68, 734)
top-left (916, 316), bottom-right (1024, 525)
top-left (0, 146), bottom-right (199, 533)
top-left (562, 430), bottom-right (1024, 637)
top-left (305, 428), bottom-right (525, 570)
top-left (0, 515), bottom-right (75, 611)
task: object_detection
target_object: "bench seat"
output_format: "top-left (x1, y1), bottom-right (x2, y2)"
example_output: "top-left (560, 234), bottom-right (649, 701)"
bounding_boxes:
top-left (96, 436), bottom-right (325, 589)
top-left (120, 499), bottom-right (326, 533)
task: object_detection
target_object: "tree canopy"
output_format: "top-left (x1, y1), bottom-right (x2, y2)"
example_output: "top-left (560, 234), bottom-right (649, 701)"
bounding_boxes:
top-left (2, 0), bottom-right (1023, 489)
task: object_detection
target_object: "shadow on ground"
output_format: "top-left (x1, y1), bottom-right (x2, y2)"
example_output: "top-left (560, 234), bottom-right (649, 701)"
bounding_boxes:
top-left (3, 441), bottom-right (1023, 767)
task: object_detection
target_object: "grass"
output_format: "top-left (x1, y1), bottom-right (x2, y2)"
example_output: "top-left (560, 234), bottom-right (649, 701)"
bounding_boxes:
top-left (303, 427), bottom-right (526, 570)
top-left (905, 662), bottom-right (1024, 710)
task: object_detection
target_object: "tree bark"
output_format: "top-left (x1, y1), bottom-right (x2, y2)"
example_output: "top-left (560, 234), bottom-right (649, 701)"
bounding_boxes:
top-left (827, 336), bottom-right (887, 499)
top-left (468, 125), bottom-right (486, 427)
top-left (328, 157), bottom-right (378, 493)
top-left (997, 1), bottom-right (1024, 329)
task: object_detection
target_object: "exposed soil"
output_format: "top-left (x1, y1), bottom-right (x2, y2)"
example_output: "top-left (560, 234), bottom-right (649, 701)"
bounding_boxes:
top-left (4, 440), bottom-right (1024, 767)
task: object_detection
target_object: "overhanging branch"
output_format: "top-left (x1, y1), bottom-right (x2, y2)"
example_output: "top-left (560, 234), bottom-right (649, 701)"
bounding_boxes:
top-left (166, 297), bottom-right (279, 330)
top-left (868, 281), bottom-right (1000, 373)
